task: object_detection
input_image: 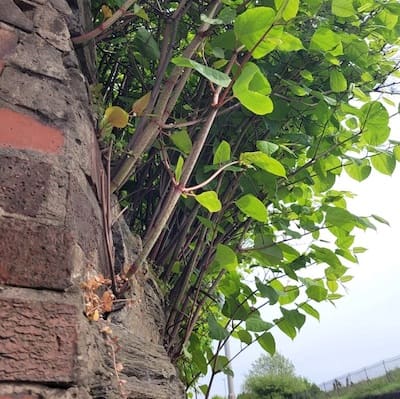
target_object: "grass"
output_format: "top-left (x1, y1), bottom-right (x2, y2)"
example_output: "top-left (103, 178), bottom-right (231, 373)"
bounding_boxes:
top-left (325, 368), bottom-right (400, 399)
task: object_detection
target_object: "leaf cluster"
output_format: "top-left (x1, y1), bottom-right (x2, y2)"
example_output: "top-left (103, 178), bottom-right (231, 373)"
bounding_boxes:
top-left (89, 0), bottom-right (400, 395)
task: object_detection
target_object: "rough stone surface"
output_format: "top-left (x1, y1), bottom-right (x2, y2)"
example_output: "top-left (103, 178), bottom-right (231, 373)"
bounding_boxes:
top-left (34, 4), bottom-right (72, 52)
top-left (0, 298), bottom-right (77, 383)
top-left (0, 218), bottom-right (73, 289)
top-left (0, 154), bottom-right (68, 220)
top-left (0, 108), bottom-right (64, 153)
top-left (0, 26), bottom-right (18, 74)
top-left (0, 0), bottom-right (34, 32)
top-left (8, 32), bottom-right (69, 80)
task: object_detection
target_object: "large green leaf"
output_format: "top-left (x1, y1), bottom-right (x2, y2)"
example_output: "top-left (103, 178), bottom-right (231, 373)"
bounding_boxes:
top-left (236, 194), bottom-right (268, 222)
top-left (246, 315), bottom-right (273, 332)
top-left (281, 307), bottom-right (306, 330)
top-left (234, 7), bottom-right (277, 59)
top-left (345, 159), bottom-right (371, 182)
top-left (172, 57), bottom-right (231, 87)
top-left (330, 69), bottom-right (347, 92)
top-left (236, 329), bottom-right (252, 345)
top-left (276, 318), bottom-right (296, 340)
top-left (275, 0), bottom-right (299, 21)
top-left (170, 129), bottom-right (192, 154)
top-left (213, 140), bottom-right (231, 164)
top-left (371, 152), bottom-right (396, 175)
top-left (278, 286), bottom-right (300, 305)
top-left (258, 332), bottom-right (276, 356)
top-left (310, 27), bottom-right (343, 56)
top-left (194, 191), bottom-right (222, 212)
top-left (361, 102), bottom-right (390, 146)
top-left (255, 277), bottom-right (279, 304)
top-left (214, 244), bottom-right (238, 271)
top-left (240, 151), bottom-right (286, 177)
top-left (299, 302), bottom-right (320, 320)
top-left (332, 0), bottom-right (356, 17)
top-left (233, 63), bottom-right (273, 115)
top-left (306, 285), bottom-right (328, 302)
top-left (208, 315), bottom-right (229, 340)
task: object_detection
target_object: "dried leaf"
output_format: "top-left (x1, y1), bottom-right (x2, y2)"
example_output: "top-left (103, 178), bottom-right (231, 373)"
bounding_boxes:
top-left (92, 309), bottom-right (100, 321)
top-left (101, 5), bottom-right (113, 19)
top-left (131, 92), bottom-right (151, 116)
top-left (102, 290), bottom-right (114, 312)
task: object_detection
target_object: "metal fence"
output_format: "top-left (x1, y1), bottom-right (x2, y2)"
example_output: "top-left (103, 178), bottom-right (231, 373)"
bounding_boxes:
top-left (319, 354), bottom-right (400, 394)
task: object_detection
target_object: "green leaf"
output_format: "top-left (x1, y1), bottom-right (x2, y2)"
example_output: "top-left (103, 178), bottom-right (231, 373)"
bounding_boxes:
top-left (299, 302), bottom-right (320, 320)
top-left (393, 145), bottom-right (400, 161)
top-left (236, 194), bottom-right (268, 222)
top-left (213, 140), bottom-right (231, 164)
top-left (170, 129), bottom-right (192, 154)
top-left (255, 277), bottom-right (279, 304)
top-left (306, 285), bottom-right (328, 302)
top-left (246, 315), bottom-right (273, 332)
top-left (277, 32), bottom-right (304, 52)
top-left (281, 307), bottom-right (306, 330)
top-left (327, 280), bottom-right (339, 293)
top-left (361, 102), bottom-right (390, 146)
top-left (195, 191), bottom-right (222, 212)
top-left (233, 62), bottom-right (273, 115)
top-left (240, 151), bottom-right (286, 177)
top-left (258, 332), bottom-right (276, 356)
top-left (256, 140), bottom-right (279, 155)
top-left (175, 155), bottom-right (184, 182)
top-left (371, 152), bottom-right (396, 175)
top-left (275, 0), bottom-right (299, 21)
top-left (237, 329), bottom-right (252, 345)
top-left (214, 244), bottom-right (238, 271)
top-left (310, 27), bottom-right (343, 56)
top-left (330, 69), bottom-right (347, 92)
top-left (234, 7), bottom-right (277, 59)
top-left (332, 0), bottom-right (356, 17)
top-left (278, 286), bottom-right (300, 305)
top-left (371, 214), bottom-right (390, 226)
top-left (276, 318), bottom-right (296, 340)
top-left (134, 27), bottom-right (160, 60)
top-left (345, 159), bottom-right (371, 182)
top-left (171, 57), bottom-right (231, 87)
top-left (208, 314), bottom-right (229, 340)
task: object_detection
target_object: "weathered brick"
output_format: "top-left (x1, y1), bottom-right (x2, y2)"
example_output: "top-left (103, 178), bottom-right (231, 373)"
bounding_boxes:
top-left (0, 218), bottom-right (73, 290)
top-left (8, 32), bottom-right (68, 80)
top-left (0, 298), bottom-right (77, 383)
top-left (0, 27), bottom-right (18, 75)
top-left (0, 0), bottom-right (34, 32)
top-left (0, 156), bottom-right (51, 217)
top-left (0, 108), bottom-right (64, 153)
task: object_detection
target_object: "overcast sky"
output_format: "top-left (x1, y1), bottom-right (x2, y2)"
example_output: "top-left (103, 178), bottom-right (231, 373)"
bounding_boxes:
top-left (209, 104), bottom-right (400, 398)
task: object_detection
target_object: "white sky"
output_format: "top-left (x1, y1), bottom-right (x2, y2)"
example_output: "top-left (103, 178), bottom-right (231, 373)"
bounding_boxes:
top-left (209, 102), bottom-right (400, 397)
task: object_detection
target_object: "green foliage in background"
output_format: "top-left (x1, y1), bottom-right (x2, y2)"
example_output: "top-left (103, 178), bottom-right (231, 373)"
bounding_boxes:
top-left (240, 353), bottom-right (323, 399)
top-left (90, 0), bottom-right (400, 396)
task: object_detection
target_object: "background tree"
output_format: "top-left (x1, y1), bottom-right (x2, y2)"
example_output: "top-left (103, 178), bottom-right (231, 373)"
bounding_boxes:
top-left (84, 0), bottom-right (400, 396)
top-left (241, 353), bottom-right (323, 399)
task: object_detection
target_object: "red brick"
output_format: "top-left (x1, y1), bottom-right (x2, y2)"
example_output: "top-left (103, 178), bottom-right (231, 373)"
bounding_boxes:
top-left (0, 298), bottom-right (77, 383)
top-left (0, 218), bottom-right (73, 290)
top-left (0, 108), bottom-right (63, 153)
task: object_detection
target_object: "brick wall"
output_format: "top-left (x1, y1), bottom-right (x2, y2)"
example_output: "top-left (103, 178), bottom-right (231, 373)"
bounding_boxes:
top-left (0, 1), bottom-right (184, 398)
